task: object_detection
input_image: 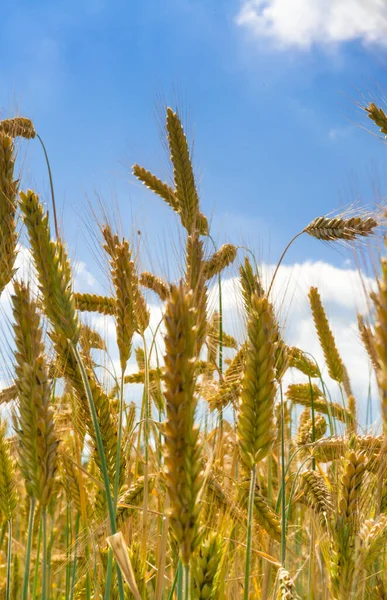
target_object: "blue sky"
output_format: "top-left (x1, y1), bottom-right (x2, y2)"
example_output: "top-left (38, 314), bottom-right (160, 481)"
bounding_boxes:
top-left (2, 0), bottom-right (387, 270)
top-left (2, 0), bottom-right (387, 418)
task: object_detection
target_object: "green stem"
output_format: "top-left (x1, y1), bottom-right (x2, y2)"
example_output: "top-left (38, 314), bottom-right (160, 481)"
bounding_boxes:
top-left (36, 133), bottom-right (59, 240)
top-left (104, 550), bottom-right (113, 600)
top-left (183, 563), bottom-right (190, 600)
top-left (167, 566), bottom-right (179, 600)
top-left (65, 504), bottom-right (72, 600)
top-left (177, 560), bottom-right (183, 600)
top-left (244, 467), bottom-right (256, 600)
top-left (41, 508), bottom-right (47, 600)
top-left (6, 520), bottom-right (12, 600)
top-left (280, 386), bottom-right (286, 565)
top-left (32, 515), bottom-right (42, 599)
top-left (268, 232), bottom-right (303, 297)
top-left (69, 512), bottom-right (81, 600)
top-left (22, 496), bottom-right (36, 600)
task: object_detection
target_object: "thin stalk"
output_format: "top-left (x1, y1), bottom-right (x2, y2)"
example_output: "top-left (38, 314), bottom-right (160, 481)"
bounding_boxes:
top-left (41, 508), bottom-right (48, 600)
top-left (183, 564), bottom-right (190, 600)
top-left (177, 560), bottom-right (183, 600)
top-left (268, 232), bottom-right (303, 297)
top-left (65, 503), bottom-right (72, 600)
top-left (47, 514), bottom-right (54, 594)
top-left (36, 133), bottom-right (59, 240)
top-left (167, 566), bottom-right (179, 600)
top-left (280, 386), bottom-right (286, 565)
top-left (6, 520), bottom-right (12, 600)
top-left (22, 496), bottom-right (36, 600)
top-left (243, 467), bottom-right (257, 600)
top-left (69, 512), bottom-right (81, 600)
top-left (141, 334), bottom-right (150, 559)
top-left (32, 516), bottom-right (42, 599)
top-left (104, 551), bottom-right (113, 600)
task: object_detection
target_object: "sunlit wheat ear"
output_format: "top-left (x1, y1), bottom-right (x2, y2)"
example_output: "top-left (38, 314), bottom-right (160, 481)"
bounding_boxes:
top-left (300, 470), bottom-right (333, 528)
top-left (365, 102), bottom-right (387, 136)
top-left (275, 568), bottom-right (300, 600)
top-left (372, 251), bottom-right (387, 436)
top-left (0, 419), bottom-right (18, 521)
top-left (19, 189), bottom-right (80, 343)
top-left (132, 164), bottom-right (180, 212)
top-left (358, 314), bottom-right (379, 372)
top-left (185, 234), bottom-right (207, 354)
top-left (0, 117), bottom-right (36, 139)
top-left (102, 226), bottom-right (136, 371)
top-left (74, 292), bottom-right (116, 315)
top-left (203, 243), bottom-right (237, 280)
top-left (166, 107), bottom-right (208, 235)
top-left (303, 214), bottom-right (378, 242)
top-left (308, 287), bottom-right (345, 385)
top-left (140, 271), bottom-right (169, 301)
top-left (0, 132), bottom-right (18, 294)
top-left (339, 450), bottom-right (367, 522)
top-left (237, 294), bottom-right (277, 470)
top-left (12, 281), bottom-right (58, 506)
top-left (286, 383), bottom-right (349, 423)
top-left (288, 347), bottom-right (320, 378)
top-left (297, 410), bottom-right (327, 448)
top-left (193, 531), bottom-right (224, 600)
top-left (162, 283), bottom-right (204, 565)
top-left (239, 256), bottom-right (265, 313)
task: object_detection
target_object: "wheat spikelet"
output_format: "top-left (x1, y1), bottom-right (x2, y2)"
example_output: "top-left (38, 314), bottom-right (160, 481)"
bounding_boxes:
top-left (309, 287), bottom-right (344, 384)
top-left (358, 314), bottom-right (379, 372)
top-left (133, 164), bottom-right (180, 211)
top-left (303, 215), bottom-right (378, 242)
top-left (19, 189), bottom-right (80, 343)
top-left (288, 347), bottom-right (320, 378)
top-left (339, 450), bottom-right (367, 521)
top-left (366, 102), bottom-right (387, 135)
top-left (300, 470), bottom-right (333, 527)
top-left (0, 117), bottom-right (36, 139)
top-left (12, 281), bottom-right (58, 505)
top-left (311, 437), bottom-right (346, 462)
top-left (193, 531), bottom-right (223, 600)
top-left (286, 383), bottom-right (349, 422)
top-left (116, 475), bottom-right (155, 530)
top-left (162, 283), bottom-right (203, 564)
top-left (297, 411), bottom-right (327, 447)
top-left (237, 294), bottom-right (277, 469)
top-left (359, 515), bottom-right (387, 567)
top-left (0, 419), bottom-right (18, 521)
top-left (203, 244), bottom-right (237, 280)
top-left (79, 323), bottom-right (106, 353)
top-left (275, 568), bottom-right (300, 600)
top-left (239, 257), bottom-right (265, 314)
top-left (0, 132), bottom-right (18, 294)
top-left (103, 228), bottom-right (136, 371)
top-left (166, 107), bottom-right (201, 235)
top-left (0, 384), bottom-right (18, 404)
top-left (185, 234), bottom-right (207, 354)
top-left (140, 271), bottom-right (169, 301)
top-left (74, 292), bottom-right (116, 315)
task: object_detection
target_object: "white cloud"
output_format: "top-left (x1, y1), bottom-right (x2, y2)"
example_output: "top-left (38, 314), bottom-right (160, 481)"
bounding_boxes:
top-left (236, 0), bottom-right (387, 50)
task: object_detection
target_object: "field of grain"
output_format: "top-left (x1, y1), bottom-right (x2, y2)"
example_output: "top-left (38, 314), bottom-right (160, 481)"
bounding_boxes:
top-left (0, 104), bottom-right (386, 599)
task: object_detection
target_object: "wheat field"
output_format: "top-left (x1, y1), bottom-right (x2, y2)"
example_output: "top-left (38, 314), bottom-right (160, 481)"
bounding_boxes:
top-left (0, 104), bottom-right (386, 599)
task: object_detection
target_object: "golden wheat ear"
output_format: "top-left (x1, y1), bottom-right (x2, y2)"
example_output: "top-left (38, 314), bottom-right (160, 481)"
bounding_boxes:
top-left (0, 117), bottom-right (36, 139)
top-left (0, 132), bottom-right (18, 295)
top-left (365, 102), bottom-right (387, 136)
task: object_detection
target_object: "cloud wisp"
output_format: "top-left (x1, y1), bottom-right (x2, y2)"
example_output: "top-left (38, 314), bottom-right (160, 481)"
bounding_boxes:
top-left (236, 0), bottom-right (387, 50)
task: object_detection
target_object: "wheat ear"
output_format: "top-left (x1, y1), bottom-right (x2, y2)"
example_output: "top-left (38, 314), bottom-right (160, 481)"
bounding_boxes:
top-left (366, 102), bottom-right (387, 135)
top-left (203, 243), bottom-right (237, 280)
top-left (237, 294), bottom-right (277, 470)
top-left (12, 281), bottom-right (58, 506)
top-left (162, 283), bottom-right (203, 565)
top-left (0, 117), bottom-right (36, 139)
top-left (303, 215), bottom-right (378, 242)
top-left (19, 189), bottom-right (80, 343)
top-left (0, 132), bottom-right (18, 294)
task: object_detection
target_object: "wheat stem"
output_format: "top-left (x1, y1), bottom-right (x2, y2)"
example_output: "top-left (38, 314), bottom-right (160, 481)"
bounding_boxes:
top-left (243, 467), bottom-right (256, 600)
top-left (6, 520), bottom-right (12, 600)
top-left (22, 496), bottom-right (36, 600)
top-left (41, 507), bottom-right (48, 600)
top-left (36, 134), bottom-right (59, 240)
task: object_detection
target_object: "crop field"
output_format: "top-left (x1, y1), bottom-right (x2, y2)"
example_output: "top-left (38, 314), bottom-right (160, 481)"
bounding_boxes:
top-left (0, 103), bottom-right (386, 599)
